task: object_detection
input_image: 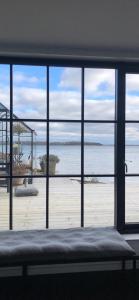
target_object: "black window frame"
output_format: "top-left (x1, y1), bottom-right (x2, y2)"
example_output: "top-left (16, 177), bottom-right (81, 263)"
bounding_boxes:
top-left (0, 56), bottom-right (139, 233)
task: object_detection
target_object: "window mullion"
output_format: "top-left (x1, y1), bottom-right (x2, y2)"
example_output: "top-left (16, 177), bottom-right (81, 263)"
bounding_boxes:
top-left (115, 66), bottom-right (125, 231)
top-left (46, 66), bottom-right (49, 228)
top-left (9, 64), bottom-right (13, 230)
top-left (81, 67), bottom-right (84, 227)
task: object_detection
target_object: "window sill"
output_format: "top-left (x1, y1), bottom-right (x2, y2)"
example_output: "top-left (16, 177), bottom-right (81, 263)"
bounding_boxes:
top-left (124, 233), bottom-right (139, 240)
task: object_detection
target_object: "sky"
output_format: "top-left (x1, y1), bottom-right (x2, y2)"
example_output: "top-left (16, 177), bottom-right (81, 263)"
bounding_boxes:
top-left (0, 65), bottom-right (139, 144)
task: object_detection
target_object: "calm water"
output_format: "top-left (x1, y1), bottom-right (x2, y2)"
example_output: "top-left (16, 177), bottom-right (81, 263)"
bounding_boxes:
top-left (19, 144), bottom-right (139, 183)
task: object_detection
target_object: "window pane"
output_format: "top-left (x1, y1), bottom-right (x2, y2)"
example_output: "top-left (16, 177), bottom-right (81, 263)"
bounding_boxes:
top-left (84, 177), bottom-right (114, 227)
top-left (13, 65), bottom-right (46, 119)
top-left (0, 119), bottom-right (10, 229)
top-left (49, 67), bottom-right (81, 120)
top-left (49, 122), bottom-right (81, 174)
top-left (84, 124), bottom-right (114, 174)
top-left (12, 122), bottom-right (47, 176)
top-left (0, 121), bottom-right (10, 165)
top-left (125, 124), bottom-right (139, 174)
top-left (125, 177), bottom-right (139, 223)
top-left (0, 65), bottom-right (10, 118)
top-left (84, 69), bottom-right (115, 120)
top-left (49, 177), bottom-right (81, 228)
top-left (126, 74), bottom-right (139, 120)
top-left (13, 178), bottom-right (46, 229)
top-left (0, 179), bottom-right (9, 229)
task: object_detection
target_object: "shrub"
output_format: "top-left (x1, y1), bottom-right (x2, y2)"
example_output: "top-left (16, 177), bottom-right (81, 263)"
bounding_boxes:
top-left (40, 154), bottom-right (60, 175)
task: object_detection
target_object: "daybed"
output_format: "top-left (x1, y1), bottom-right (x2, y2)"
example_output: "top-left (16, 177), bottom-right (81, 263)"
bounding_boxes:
top-left (0, 227), bottom-right (135, 277)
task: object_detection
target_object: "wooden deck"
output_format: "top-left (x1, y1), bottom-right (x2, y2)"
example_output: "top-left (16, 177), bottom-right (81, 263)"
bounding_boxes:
top-left (0, 178), bottom-right (139, 230)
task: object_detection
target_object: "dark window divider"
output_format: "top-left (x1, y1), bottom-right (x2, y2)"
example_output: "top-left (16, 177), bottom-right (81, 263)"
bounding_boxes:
top-left (46, 66), bottom-right (49, 228)
top-left (9, 64), bottom-right (13, 230)
top-left (115, 68), bottom-right (125, 232)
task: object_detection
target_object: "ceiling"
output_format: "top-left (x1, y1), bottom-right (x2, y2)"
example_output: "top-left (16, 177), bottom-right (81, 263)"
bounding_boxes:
top-left (0, 0), bottom-right (139, 60)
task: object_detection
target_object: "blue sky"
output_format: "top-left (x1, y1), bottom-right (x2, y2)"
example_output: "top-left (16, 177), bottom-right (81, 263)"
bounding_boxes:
top-left (0, 64), bottom-right (10, 88)
top-left (0, 64), bottom-right (115, 98)
top-left (13, 65), bottom-right (46, 89)
top-left (50, 67), bottom-right (64, 90)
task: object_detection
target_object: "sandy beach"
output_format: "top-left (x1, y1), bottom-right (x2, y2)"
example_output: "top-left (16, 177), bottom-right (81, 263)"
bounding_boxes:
top-left (0, 178), bottom-right (138, 230)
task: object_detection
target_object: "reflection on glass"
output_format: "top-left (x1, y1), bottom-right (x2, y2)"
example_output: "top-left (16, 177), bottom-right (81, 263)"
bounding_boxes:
top-left (0, 121), bottom-right (10, 166)
top-left (84, 124), bottom-right (114, 174)
top-left (126, 74), bottom-right (139, 120)
top-left (0, 64), bottom-right (10, 118)
top-left (125, 124), bottom-right (139, 173)
top-left (0, 114), bottom-right (10, 229)
top-left (50, 67), bottom-right (81, 120)
top-left (49, 178), bottom-right (81, 228)
top-left (125, 177), bottom-right (139, 223)
top-left (12, 122), bottom-right (47, 176)
top-left (84, 177), bottom-right (114, 227)
top-left (13, 178), bottom-right (46, 229)
top-left (49, 122), bottom-right (81, 174)
top-left (84, 68), bottom-right (115, 120)
top-left (0, 180), bottom-right (9, 229)
top-left (13, 65), bottom-right (47, 119)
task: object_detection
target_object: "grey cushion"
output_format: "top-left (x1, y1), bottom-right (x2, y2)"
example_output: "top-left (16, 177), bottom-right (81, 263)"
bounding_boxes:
top-left (0, 227), bottom-right (135, 265)
top-left (14, 187), bottom-right (38, 197)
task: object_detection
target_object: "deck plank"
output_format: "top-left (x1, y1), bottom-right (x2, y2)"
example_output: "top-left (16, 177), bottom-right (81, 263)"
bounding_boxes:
top-left (0, 178), bottom-right (138, 230)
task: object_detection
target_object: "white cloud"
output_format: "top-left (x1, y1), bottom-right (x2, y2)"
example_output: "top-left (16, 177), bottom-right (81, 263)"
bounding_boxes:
top-left (59, 67), bottom-right (115, 98)
top-left (1, 69), bottom-right (139, 144)
top-left (126, 95), bottom-right (139, 120)
top-left (13, 87), bottom-right (46, 119)
top-left (0, 87), bottom-right (10, 110)
top-left (50, 91), bottom-right (115, 120)
top-left (0, 85), bottom-right (135, 144)
top-left (50, 91), bottom-right (81, 119)
top-left (13, 72), bottom-right (39, 84)
top-left (50, 122), bottom-right (81, 141)
top-left (84, 69), bottom-right (115, 97)
top-left (84, 98), bottom-right (114, 120)
top-left (59, 68), bottom-right (81, 89)
top-left (126, 74), bottom-right (139, 92)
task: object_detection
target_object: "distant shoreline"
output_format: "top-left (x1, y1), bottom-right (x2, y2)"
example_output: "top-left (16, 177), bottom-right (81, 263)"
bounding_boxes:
top-left (16, 141), bottom-right (103, 146)
top-left (2, 142), bottom-right (139, 146)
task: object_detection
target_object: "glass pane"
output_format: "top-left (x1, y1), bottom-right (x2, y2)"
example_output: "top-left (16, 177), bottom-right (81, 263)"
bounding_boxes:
top-left (125, 124), bottom-right (139, 174)
top-left (126, 74), bottom-right (139, 120)
top-left (13, 178), bottom-right (46, 229)
top-left (84, 68), bottom-right (115, 120)
top-left (0, 64), bottom-right (10, 118)
top-left (125, 177), bottom-right (139, 223)
top-left (0, 121), bottom-right (10, 166)
top-left (49, 177), bottom-right (81, 228)
top-left (49, 122), bottom-right (81, 174)
top-left (84, 124), bottom-right (114, 174)
top-left (49, 67), bottom-right (81, 120)
top-left (0, 178), bottom-right (9, 229)
top-left (13, 65), bottom-right (46, 119)
top-left (84, 177), bottom-right (114, 227)
top-left (12, 122), bottom-right (47, 176)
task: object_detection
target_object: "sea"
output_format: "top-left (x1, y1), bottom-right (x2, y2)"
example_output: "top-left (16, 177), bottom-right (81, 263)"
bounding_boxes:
top-left (19, 144), bottom-right (139, 183)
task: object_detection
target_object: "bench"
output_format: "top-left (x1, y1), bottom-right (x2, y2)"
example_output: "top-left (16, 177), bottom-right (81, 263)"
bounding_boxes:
top-left (0, 227), bottom-right (135, 277)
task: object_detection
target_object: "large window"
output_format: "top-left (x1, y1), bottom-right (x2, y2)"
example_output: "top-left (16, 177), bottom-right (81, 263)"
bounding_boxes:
top-left (0, 59), bottom-right (138, 233)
